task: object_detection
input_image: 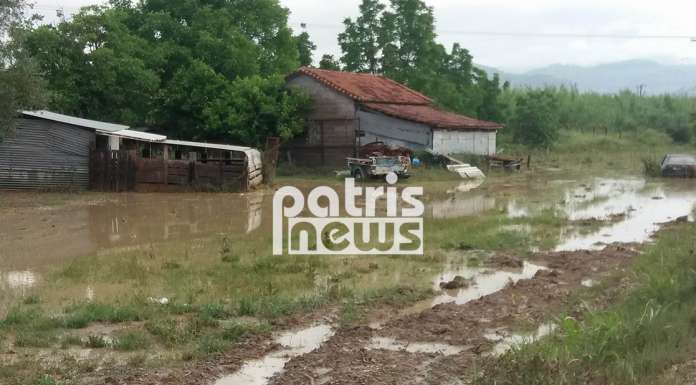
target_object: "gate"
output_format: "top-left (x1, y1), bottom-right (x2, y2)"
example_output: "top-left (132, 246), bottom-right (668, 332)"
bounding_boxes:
top-left (89, 150), bottom-right (137, 191)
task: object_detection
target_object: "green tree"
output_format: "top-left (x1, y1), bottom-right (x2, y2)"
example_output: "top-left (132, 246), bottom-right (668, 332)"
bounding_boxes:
top-left (336, 0), bottom-right (505, 122)
top-left (318, 54), bottom-right (341, 70)
top-left (338, 0), bottom-right (384, 73)
top-left (0, 0), bottom-right (47, 139)
top-left (379, 0), bottom-right (440, 84)
top-left (510, 89), bottom-right (560, 149)
top-left (20, 0), bottom-right (312, 145)
top-left (295, 31), bottom-right (316, 67)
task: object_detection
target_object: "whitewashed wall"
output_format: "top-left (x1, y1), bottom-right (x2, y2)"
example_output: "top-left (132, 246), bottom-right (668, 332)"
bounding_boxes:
top-left (432, 130), bottom-right (496, 155)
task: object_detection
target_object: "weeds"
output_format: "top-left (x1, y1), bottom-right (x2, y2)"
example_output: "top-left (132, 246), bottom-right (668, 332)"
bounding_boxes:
top-left (476, 222), bottom-right (696, 385)
top-left (642, 157), bottom-right (662, 177)
top-left (62, 302), bottom-right (143, 329)
top-left (14, 329), bottom-right (58, 348)
top-left (113, 331), bottom-right (149, 351)
top-left (84, 335), bottom-right (108, 348)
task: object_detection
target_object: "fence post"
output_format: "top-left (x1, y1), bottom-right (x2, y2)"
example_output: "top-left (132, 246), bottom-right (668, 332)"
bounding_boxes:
top-left (219, 160), bottom-right (224, 187)
top-left (163, 145), bottom-right (169, 186)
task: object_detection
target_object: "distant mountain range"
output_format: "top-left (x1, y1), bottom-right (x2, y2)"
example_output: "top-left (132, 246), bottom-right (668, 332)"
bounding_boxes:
top-left (479, 60), bottom-right (696, 95)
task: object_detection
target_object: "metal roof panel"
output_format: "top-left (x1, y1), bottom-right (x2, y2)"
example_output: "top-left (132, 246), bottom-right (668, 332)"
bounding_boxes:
top-left (21, 110), bottom-right (130, 132)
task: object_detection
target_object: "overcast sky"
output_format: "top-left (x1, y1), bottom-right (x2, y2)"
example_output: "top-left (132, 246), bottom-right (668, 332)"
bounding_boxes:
top-left (32, 0), bottom-right (696, 72)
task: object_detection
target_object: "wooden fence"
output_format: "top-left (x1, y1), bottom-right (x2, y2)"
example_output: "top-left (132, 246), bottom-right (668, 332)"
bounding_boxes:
top-left (90, 150), bottom-right (250, 192)
top-left (89, 150), bottom-right (137, 192)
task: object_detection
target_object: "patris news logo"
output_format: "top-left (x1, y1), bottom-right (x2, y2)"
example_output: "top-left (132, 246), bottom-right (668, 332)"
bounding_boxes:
top-left (273, 178), bottom-right (424, 255)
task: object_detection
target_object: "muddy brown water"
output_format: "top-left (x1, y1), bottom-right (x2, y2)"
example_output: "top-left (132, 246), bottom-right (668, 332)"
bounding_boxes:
top-left (1, 177), bottom-right (695, 306)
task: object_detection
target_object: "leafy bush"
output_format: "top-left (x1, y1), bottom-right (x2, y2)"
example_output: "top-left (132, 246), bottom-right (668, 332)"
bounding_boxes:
top-left (642, 157), bottom-right (662, 177)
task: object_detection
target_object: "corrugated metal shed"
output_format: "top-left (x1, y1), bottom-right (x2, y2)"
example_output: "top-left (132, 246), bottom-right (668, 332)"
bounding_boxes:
top-left (20, 110), bottom-right (129, 132)
top-left (0, 118), bottom-right (94, 190)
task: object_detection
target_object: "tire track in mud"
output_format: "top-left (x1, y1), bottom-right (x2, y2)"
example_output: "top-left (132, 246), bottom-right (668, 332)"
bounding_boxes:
top-left (268, 245), bottom-right (638, 385)
top-left (79, 245), bottom-right (638, 385)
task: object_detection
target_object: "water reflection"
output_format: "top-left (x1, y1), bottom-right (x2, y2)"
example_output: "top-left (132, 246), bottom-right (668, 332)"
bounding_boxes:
top-left (484, 323), bottom-right (557, 356)
top-left (427, 193), bottom-right (496, 219)
top-left (367, 336), bottom-right (464, 356)
top-left (555, 179), bottom-right (696, 250)
top-left (214, 324), bottom-right (334, 385)
top-left (431, 261), bottom-right (546, 306)
top-left (0, 192), bottom-right (267, 270)
top-left (1, 270), bottom-right (38, 291)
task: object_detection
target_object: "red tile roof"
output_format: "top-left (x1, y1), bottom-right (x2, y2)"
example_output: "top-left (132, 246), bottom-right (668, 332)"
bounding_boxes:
top-left (293, 67), bottom-right (432, 105)
top-left (362, 103), bottom-right (503, 130)
top-left (290, 67), bottom-right (502, 131)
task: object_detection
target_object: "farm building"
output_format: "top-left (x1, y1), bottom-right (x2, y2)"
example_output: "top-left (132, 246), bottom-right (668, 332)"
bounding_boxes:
top-left (285, 67), bottom-right (503, 166)
top-left (0, 110), bottom-right (262, 191)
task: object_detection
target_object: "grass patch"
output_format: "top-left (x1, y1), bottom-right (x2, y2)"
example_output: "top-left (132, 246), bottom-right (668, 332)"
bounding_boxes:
top-left (476, 221), bottom-right (696, 385)
top-left (14, 329), bottom-right (59, 348)
top-left (62, 302), bottom-right (144, 329)
top-left (113, 331), bottom-right (149, 351)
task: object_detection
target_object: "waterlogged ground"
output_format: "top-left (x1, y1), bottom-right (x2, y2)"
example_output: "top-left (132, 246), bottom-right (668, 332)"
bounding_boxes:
top-left (0, 172), bottom-right (695, 384)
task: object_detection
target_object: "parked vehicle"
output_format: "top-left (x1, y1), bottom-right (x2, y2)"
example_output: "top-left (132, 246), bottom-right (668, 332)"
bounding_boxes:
top-left (661, 154), bottom-right (696, 177)
top-left (346, 156), bottom-right (411, 181)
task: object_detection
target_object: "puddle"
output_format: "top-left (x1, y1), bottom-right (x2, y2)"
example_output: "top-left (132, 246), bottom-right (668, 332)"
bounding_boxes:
top-left (556, 179), bottom-right (696, 251)
top-left (427, 193), bottom-right (496, 219)
top-left (380, 261), bottom-right (547, 326)
top-left (484, 323), bottom-right (558, 356)
top-left (214, 324), bottom-right (333, 385)
top-left (2, 270), bottom-right (38, 290)
top-left (431, 261), bottom-right (547, 306)
top-left (446, 179), bottom-right (485, 193)
top-left (367, 336), bottom-right (465, 356)
top-left (581, 278), bottom-right (596, 287)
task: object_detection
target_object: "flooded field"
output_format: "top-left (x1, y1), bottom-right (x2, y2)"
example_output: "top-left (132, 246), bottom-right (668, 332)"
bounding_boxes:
top-left (0, 174), bottom-right (695, 384)
top-left (1, 176), bottom-right (694, 290)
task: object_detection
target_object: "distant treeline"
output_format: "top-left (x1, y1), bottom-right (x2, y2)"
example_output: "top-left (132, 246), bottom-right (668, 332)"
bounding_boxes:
top-left (1, 0), bottom-right (694, 150)
top-left (497, 87), bottom-right (696, 148)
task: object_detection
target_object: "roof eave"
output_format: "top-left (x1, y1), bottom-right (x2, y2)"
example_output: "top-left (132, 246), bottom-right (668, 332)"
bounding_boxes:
top-left (434, 124), bottom-right (503, 131)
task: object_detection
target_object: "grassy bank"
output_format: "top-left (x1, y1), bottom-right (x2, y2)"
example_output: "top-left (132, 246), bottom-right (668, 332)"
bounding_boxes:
top-left (476, 221), bottom-right (696, 385)
top-left (497, 129), bottom-right (691, 175)
top-left (275, 129), bottom-right (690, 184)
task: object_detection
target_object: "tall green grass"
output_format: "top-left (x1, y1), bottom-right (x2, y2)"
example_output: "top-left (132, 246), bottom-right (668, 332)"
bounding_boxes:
top-left (475, 221), bottom-right (696, 385)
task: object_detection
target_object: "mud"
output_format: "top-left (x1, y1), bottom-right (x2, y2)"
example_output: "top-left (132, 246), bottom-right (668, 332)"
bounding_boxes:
top-left (214, 324), bottom-right (334, 385)
top-left (78, 334), bottom-right (275, 385)
top-left (264, 245), bottom-right (639, 385)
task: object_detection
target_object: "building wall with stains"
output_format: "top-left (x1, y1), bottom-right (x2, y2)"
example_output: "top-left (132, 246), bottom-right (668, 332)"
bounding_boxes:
top-left (357, 108), bottom-right (432, 150)
top-left (285, 75), bottom-right (358, 166)
top-left (432, 130), bottom-right (496, 155)
top-left (0, 118), bottom-right (95, 190)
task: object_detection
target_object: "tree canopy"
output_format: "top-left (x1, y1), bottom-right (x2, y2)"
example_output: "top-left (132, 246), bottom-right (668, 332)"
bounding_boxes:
top-left (0, 0), bottom-right (47, 139)
top-left (337, 0), bottom-right (507, 121)
top-left (5, 0), bottom-right (695, 150)
top-left (19, 0), bottom-right (314, 146)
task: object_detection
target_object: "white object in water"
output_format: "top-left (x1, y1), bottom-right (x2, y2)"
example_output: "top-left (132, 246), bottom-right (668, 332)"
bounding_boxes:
top-left (447, 164), bottom-right (486, 179)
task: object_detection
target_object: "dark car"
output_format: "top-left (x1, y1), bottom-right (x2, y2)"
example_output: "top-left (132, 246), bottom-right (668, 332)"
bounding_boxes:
top-left (661, 154), bottom-right (696, 177)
